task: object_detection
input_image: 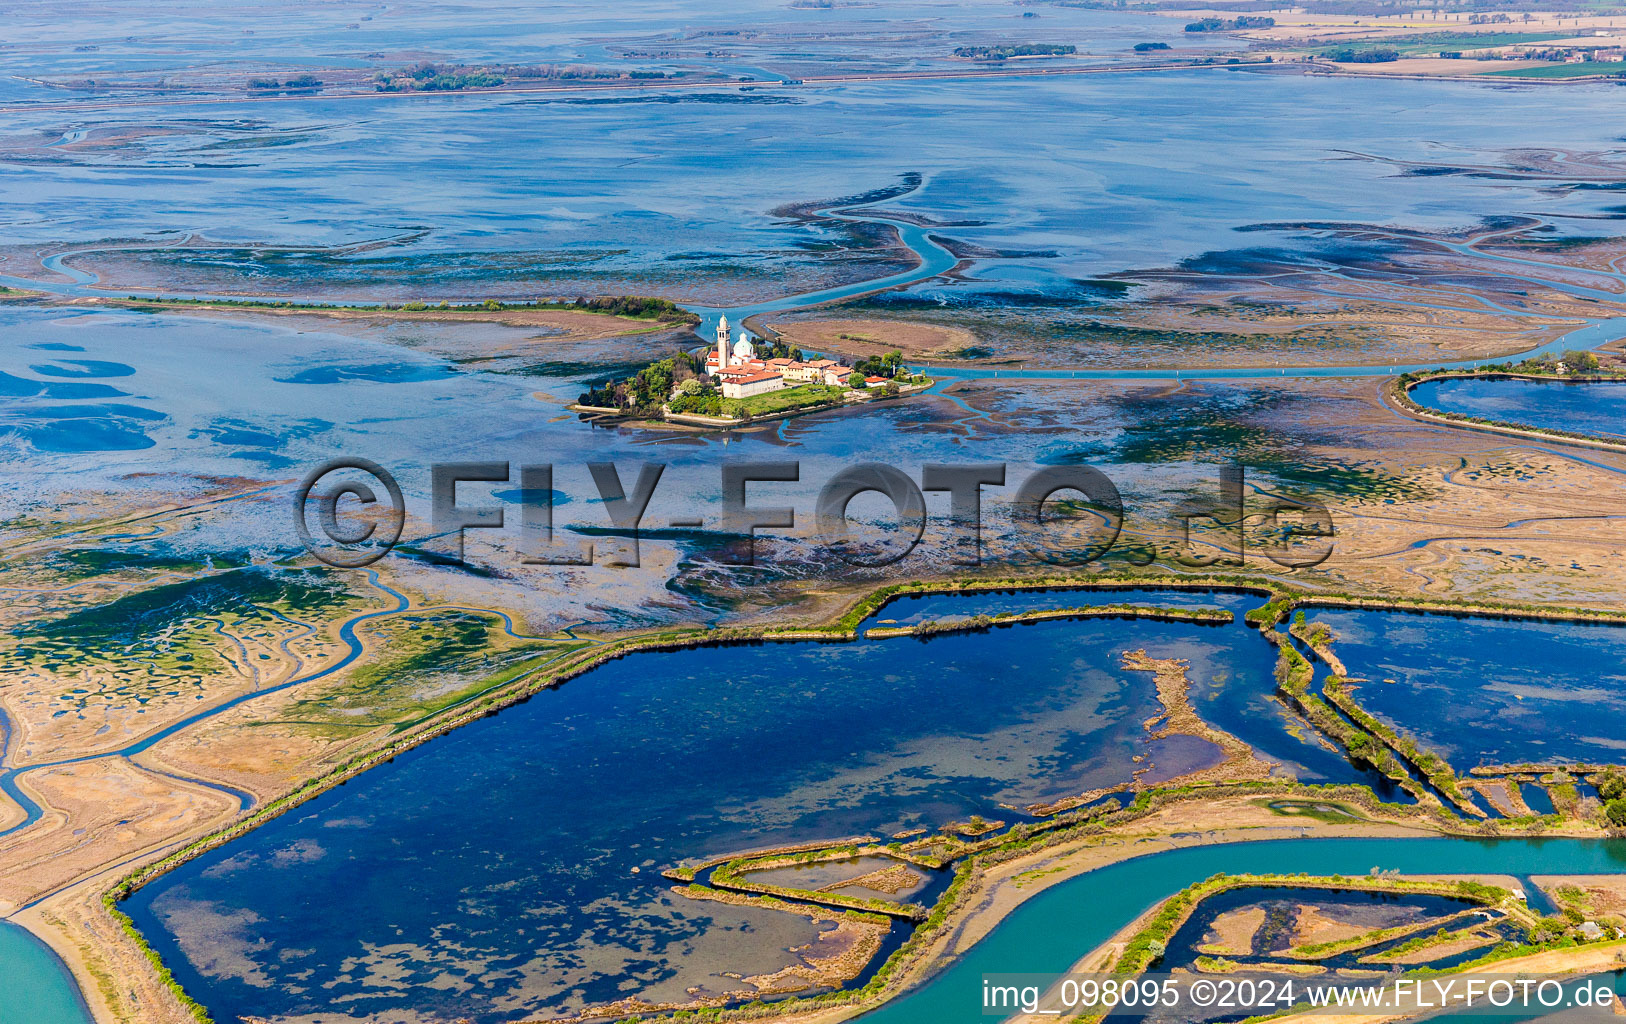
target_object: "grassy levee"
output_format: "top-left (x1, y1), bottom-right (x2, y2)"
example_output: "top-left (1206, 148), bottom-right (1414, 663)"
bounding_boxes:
top-left (97, 569), bottom-right (1626, 1024)
top-left (1361, 922), bottom-right (1489, 964)
top-left (1249, 604), bottom-right (1438, 810)
top-left (863, 604), bottom-right (1232, 638)
top-left (707, 867), bottom-right (928, 920)
top-left (1289, 619), bottom-right (1481, 817)
top-left (1320, 674), bottom-right (1479, 816)
top-left (114, 293), bottom-right (701, 325)
top-left (1109, 873), bottom-right (1511, 978)
top-left (1281, 907), bottom-right (1482, 960)
top-left (669, 885), bottom-right (893, 928)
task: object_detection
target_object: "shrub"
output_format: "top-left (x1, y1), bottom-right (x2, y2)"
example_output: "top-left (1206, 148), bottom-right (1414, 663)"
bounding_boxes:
top-left (1605, 798), bottom-right (1626, 828)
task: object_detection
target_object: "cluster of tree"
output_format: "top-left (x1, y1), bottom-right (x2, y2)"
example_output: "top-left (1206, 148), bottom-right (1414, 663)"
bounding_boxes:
top-left (376, 63), bottom-right (505, 91)
top-left (570, 295), bottom-right (694, 320)
top-left (247, 74), bottom-right (322, 90)
top-left (1469, 13), bottom-right (1514, 24)
top-left (754, 337), bottom-right (805, 361)
top-left (667, 377), bottom-right (727, 417)
top-left (851, 350), bottom-right (906, 380)
top-left (1185, 15), bottom-right (1274, 31)
top-left (1560, 349), bottom-right (1602, 372)
top-left (578, 351), bottom-right (704, 416)
top-left (502, 63), bottom-right (624, 80)
top-left (1322, 46), bottom-right (1400, 62)
top-left (377, 295), bottom-right (694, 321)
top-left (1133, 42), bottom-right (1171, 51)
top-left (952, 43), bottom-right (1077, 60)
top-left (1516, 349), bottom-right (1603, 374)
top-left (375, 62), bottom-right (666, 93)
top-left (1596, 770), bottom-right (1626, 828)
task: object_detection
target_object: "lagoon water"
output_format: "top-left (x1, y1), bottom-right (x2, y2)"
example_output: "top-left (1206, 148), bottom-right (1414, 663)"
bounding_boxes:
top-left (124, 594), bottom-right (1297, 1023)
top-left (1307, 608), bottom-right (1626, 769)
top-left (7, 53), bottom-right (1626, 302)
top-left (1411, 378), bottom-right (1626, 441)
top-left (13, 4), bottom-right (1626, 1019)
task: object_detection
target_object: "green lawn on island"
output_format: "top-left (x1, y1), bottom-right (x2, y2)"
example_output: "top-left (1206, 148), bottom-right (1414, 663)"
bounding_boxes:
top-left (1487, 61), bottom-right (1625, 77)
top-left (737, 384), bottom-right (848, 416)
top-left (1316, 31), bottom-right (1568, 57)
top-left (1392, 31), bottom-right (1568, 54)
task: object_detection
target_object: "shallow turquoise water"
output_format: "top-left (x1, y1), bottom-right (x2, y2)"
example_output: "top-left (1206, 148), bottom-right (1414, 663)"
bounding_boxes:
top-left (0, 921), bottom-right (93, 1024)
top-left (861, 837), bottom-right (1626, 1024)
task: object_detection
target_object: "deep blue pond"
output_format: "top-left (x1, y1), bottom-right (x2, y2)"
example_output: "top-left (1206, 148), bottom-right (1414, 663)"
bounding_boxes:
top-left (125, 593), bottom-right (1301, 1023)
top-left (1307, 607), bottom-right (1626, 768)
top-left (1410, 378), bottom-right (1626, 440)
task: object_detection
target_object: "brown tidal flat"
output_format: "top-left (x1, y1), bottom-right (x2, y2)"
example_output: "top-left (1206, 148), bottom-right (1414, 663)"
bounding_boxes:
top-left (0, 758), bottom-right (235, 915)
top-left (757, 316), bottom-right (980, 359)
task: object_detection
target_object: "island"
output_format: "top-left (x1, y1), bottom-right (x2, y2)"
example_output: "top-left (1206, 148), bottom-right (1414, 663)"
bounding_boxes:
top-left (573, 313), bottom-right (932, 426)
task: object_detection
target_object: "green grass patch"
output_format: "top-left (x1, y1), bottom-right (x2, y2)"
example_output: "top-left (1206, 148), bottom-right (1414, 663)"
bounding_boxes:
top-left (1328, 31), bottom-right (1569, 55)
top-left (271, 611), bottom-right (578, 730)
top-left (1264, 799), bottom-right (1366, 824)
top-left (737, 384), bottom-right (848, 416)
top-left (1487, 61), bottom-right (1626, 78)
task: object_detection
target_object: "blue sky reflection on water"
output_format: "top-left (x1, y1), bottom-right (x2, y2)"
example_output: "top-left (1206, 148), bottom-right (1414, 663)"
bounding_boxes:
top-left (1309, 608), bottom-right (1626, 767)
top-left (1413, 378), bottom-right (1626, 441)
top-left (7, 70), bottom-right (1626, 300)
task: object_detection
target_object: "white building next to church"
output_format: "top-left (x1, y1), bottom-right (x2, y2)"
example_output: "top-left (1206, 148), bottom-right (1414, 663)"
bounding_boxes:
top-left (703, 312), bottom-right (858, 400)
top-left (720, 370), bottom-right (783, 399)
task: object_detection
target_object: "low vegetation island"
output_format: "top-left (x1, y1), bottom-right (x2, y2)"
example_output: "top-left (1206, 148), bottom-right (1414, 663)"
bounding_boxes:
top-left (574, 314), bottom-right (930, 425)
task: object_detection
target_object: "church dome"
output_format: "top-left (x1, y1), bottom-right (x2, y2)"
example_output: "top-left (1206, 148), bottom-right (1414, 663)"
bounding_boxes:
top-left (732, 334), bottom-right (756, 359)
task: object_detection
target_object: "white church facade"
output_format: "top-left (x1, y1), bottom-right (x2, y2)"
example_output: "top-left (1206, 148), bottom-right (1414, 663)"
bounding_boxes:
top-left (704, 314), bottom-right (854, 400)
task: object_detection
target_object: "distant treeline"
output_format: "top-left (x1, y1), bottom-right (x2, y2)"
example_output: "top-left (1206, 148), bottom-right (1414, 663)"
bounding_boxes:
top-left (1184, 15), bottom-right (1274, 31)
top-left (248, 73), bottom-right (322, 90)
top-left (373, 62), bottom-right (672, 92)
top-left (952, 43), bottom-right (1077, 60)
top-left (1321, 46), bottom-right (1400, 62)
top-left (123, 293), bottom-right (698, 323)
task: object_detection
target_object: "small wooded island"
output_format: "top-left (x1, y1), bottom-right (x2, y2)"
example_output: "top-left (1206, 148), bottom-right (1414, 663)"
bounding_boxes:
top-left (574, 313), bottom-right (931, 426)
